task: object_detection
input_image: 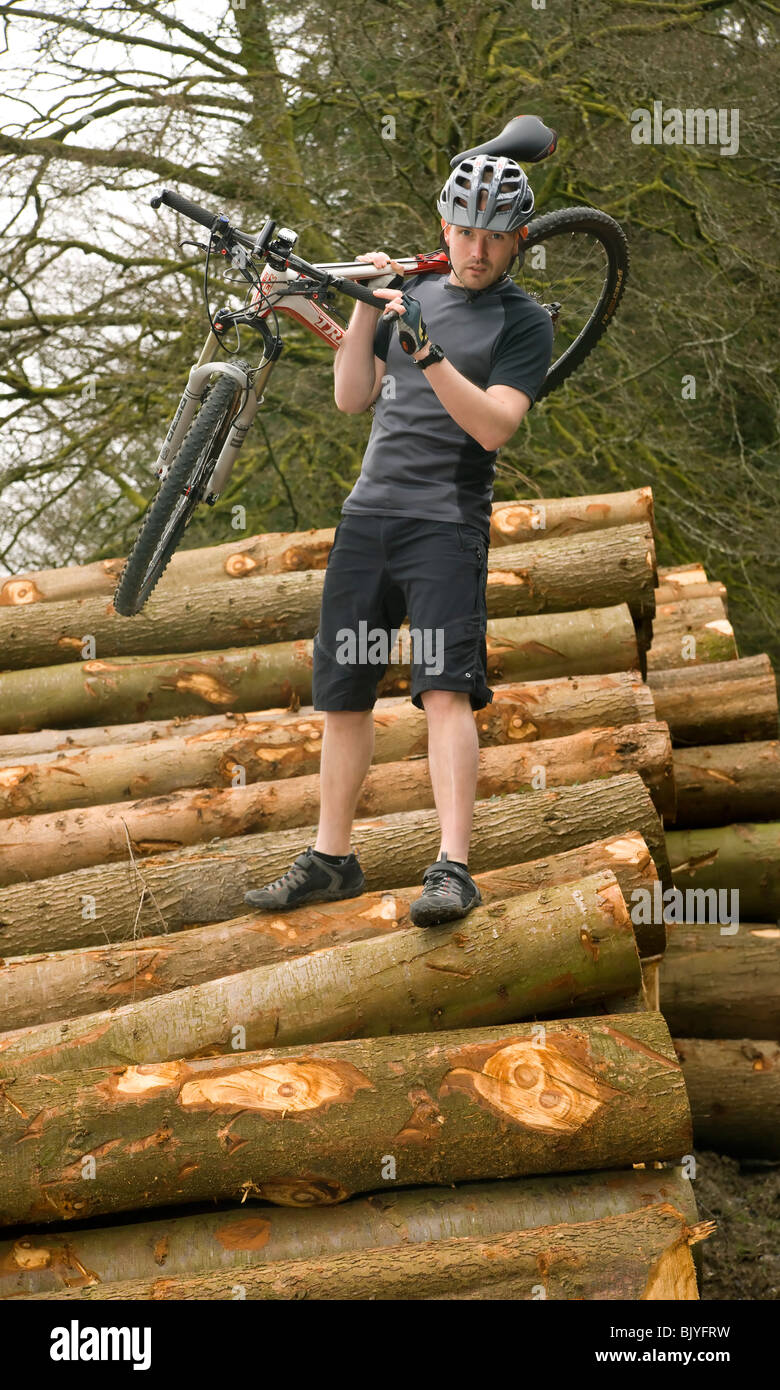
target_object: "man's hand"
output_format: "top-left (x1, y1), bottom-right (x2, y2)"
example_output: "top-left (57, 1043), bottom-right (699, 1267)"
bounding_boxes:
top-left (379, 292), bottom-right (430, 357)
top-left (355, 250), bottom-right (406, 296)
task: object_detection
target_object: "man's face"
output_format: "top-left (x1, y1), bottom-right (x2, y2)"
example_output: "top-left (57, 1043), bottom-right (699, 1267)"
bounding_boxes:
top-left (444, 223), bottom-right (520, 291)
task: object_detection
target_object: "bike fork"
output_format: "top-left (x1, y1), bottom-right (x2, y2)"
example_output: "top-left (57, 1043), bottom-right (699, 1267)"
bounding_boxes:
top-left (153, 330), bottom-right (278, 498)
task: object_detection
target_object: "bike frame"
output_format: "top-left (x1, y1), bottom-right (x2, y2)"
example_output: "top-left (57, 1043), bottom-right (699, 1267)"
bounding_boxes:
top-left (154, 252), bottom-right (450, 502)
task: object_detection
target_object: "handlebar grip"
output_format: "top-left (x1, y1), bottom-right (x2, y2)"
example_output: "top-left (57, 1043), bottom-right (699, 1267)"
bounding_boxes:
top-left (151, 188), bottom-right (220, 232)
top-left (331, 275), bottom-right (388, 309)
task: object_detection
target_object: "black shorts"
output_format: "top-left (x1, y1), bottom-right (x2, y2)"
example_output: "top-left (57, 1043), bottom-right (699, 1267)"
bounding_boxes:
top-left (312, 513), bottom-right (493, 712)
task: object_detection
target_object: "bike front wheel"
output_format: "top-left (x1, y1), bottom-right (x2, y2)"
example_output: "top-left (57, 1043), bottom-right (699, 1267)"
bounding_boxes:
top-left (113, 372), bottom-right (244, 617)
top-left (516, 206), bottom-right (629, 400)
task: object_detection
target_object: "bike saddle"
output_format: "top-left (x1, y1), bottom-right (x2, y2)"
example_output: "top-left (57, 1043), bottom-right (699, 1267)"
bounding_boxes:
top-left (450, 114), bottom-right (557, 167)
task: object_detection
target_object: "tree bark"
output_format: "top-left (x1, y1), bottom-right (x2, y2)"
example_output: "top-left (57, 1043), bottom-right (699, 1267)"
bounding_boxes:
top-left (674, 1037), bottom-right (780, 1158)
top-left (0, 525), bottom-right (656, 671)
top-left (665, 822), bottom-right (780, 923)
top-left (0, 773), bottom-right (672, 955)
top-left (0, 870), bottom-right (643, 1076)
top-left (648, 655), bottom-right (778, 745)
top-left (21, 1202), bottom-right (709, 1301)
top-left (0, 723), bottom-right (674, 884)
top-left (647, 600), bottom-right (738, 670)
top-left (0, 1165), bottom-right (698, 1299)
top-left (670, 741), bottom-right (780, 826)
top-left (0, 606), bottom-right (639, 734)
top-left (0, 833), bottom-right (660, 1030)
top-left (0, 669), bottom-right (656, 767)
top-left (0, 1012), bottom-right (692, 1227)
top-left (0, 490), bottom-right (655, 607)
top-left (659, 925), bottom-right (780, 1038)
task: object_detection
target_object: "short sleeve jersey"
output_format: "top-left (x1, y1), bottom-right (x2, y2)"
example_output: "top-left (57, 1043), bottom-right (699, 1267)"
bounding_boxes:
top-left (340, 271), bottom-right (554, 539)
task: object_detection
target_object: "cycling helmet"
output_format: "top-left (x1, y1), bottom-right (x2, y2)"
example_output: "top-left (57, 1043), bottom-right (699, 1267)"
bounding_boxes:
top-left (437, 154), bottom-right (534, 232)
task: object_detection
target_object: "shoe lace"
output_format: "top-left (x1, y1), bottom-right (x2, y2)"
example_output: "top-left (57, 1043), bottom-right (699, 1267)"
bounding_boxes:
top-left (266, 851), bottom-right (313, 892)
top-left (424, 868), bottom-right (458, 898)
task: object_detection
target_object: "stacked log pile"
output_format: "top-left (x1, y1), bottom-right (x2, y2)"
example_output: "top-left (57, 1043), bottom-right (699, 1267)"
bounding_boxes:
top-left (643, 565), bottom-right (780, 1162)
top-left (4, 485), bottom-right (776, 1299)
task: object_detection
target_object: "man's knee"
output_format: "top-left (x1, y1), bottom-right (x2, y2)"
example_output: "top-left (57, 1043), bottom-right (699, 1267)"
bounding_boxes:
top-left (420, 688), bottom-right (471, 714)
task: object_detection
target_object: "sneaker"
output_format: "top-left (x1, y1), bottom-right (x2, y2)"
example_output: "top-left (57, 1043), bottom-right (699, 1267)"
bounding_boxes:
top-left (409, 851), bottom-right (482, 928)
top-left (244, 846), bottom-right (365, 910)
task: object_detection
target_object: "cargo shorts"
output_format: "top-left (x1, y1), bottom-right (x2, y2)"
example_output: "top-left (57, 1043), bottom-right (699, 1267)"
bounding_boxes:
top-left (312, 512), bottom-right (493, 712)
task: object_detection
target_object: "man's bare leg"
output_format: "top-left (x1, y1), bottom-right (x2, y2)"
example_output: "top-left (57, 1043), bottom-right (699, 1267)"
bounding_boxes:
top-left (314, 709), bottom-right (375, 856)
top-left (420, 689), bottom-right (479, 863)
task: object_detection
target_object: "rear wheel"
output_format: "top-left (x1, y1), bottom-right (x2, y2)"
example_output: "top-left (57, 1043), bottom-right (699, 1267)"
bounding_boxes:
top-left (515, 206), bottom-right (629, 400)
top-left (113, 372), bottom-right (244, 617)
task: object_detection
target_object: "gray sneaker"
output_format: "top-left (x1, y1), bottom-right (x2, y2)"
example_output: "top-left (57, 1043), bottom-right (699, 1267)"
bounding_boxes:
top-left (244, 845), bottom-right (365, 910)
top-left (409, 852), bottom-right (482, 928)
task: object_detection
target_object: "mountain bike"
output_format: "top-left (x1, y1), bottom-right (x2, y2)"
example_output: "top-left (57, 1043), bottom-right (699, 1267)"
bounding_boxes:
top-left (113, 114), bottom-right (629, 617)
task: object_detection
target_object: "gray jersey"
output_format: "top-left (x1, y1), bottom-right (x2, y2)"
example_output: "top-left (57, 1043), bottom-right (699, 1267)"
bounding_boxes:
top-left (341, 271), bottom-right (554, 539)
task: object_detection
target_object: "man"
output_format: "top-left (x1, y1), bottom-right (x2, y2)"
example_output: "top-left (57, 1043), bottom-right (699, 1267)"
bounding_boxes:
top-left (245, 154), bottom-right (554, 926)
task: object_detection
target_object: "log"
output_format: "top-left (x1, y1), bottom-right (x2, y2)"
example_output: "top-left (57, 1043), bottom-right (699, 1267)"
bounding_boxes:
top-left (659, 925), bottom-right (780, 1038)
top-left (0, 773), bottom-right (672, 955)
top-left (0, 723), bottom-right (674, 884)
top-left (0, 870), bottom-right (643, 1076)
top-left (654, 581), bottom-right (727, 607)
top-left (0, 490), bottom-right (656, 607)
top-left (666, 822), bottom-right (780, 922)
top-left (0, 833), bottom-right (660, 1030)
top-left (674, 1037), bottom-right (780, 1158)
top-left (0, 526), bottom-right (656, 671)
top-left (0, 1165), bottom-right (697, 1298)
top-left (670, 741), bottom-right (780, 826)
top-left (656, 564), bottom-right (708, 585)
top-left (0, 606), bottom-right (639, 734)
top-left (0, 1011), bottom-right (692, 1227)
top-left (0, 669), bottom-right (656, 766)
top-left (648, 656), bottom-right (778, 745)
top-left (22, 1203), bottom-right (709, 1301)
top-left (646, 601), bottom-right (737, 670)
top-left (490, 488), bottom-right (656, 545)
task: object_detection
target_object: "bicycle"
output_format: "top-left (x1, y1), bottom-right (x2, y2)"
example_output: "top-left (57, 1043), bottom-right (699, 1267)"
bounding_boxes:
top-left (113, 114), bottom-right (629, 618)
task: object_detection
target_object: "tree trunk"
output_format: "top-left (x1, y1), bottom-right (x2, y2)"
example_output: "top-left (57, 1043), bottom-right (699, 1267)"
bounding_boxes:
top-left (490, 488), bottom-right (656, 546)
top-left (648, 655), bottom-right (778, 745)
top-left (0, 1012), bottom-right (692, 1227)
top-left (674, 1037), bottom-right (780, 1158)
top-left (0, 606), bottom-right (639, 734)
top-left (0, 723), bottom-right (674, 884)
top-left (665, 822), bottom-right (780, 922)
top-left (0, 832), bottom-right (661, 1030)
top-left (656, 564), bottom-right (708, 584)
top-left (0, 669), bottom-right (656, 766)
top-left (654, 580), bottom-right (727, 607)
top-left (0, 773), bottom-right (672, 955)
top-left (670, 741), bottom-right (780, 826)
top-left (646, 599), bottom-right (737, 670)
top-left (0, 490), bottom-right (655, 607)
top-left (0, 870), bottom-right (643, 1076)
top-left (0, 1165), bottom-right (698, 1299)
top-left (22, 1202), bottom-right (709, 1301)
top-left (659, 925), bottom-right (780, 1038)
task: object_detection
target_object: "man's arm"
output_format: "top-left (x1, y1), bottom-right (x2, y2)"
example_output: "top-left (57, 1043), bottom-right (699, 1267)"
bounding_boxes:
top-left (333, 252), bottom-right (405, 414)
top-left (372, 286), bottom-right (554, 451)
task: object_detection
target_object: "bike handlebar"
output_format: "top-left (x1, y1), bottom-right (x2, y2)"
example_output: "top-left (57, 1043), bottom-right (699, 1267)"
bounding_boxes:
top-left (151, 188), bottom-right (390, 309)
